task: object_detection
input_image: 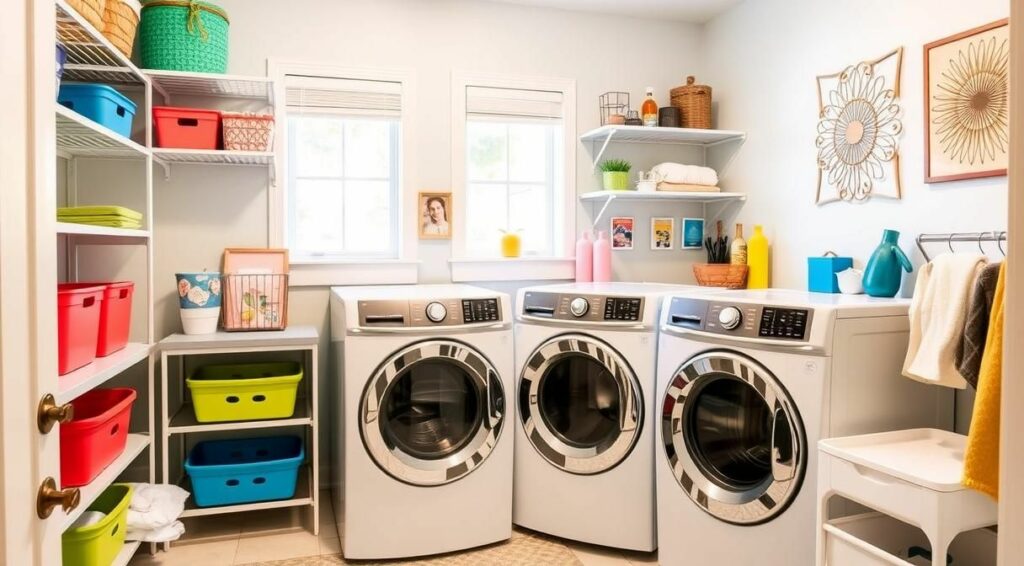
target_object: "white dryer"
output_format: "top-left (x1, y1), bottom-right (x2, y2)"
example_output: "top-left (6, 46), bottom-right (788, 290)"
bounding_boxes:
top-left (513, 282), bottom-right (693, 551)
top-left (655, 289), bottom-right (953, 566)
top-left (330, 285), bottom-right (513, 559)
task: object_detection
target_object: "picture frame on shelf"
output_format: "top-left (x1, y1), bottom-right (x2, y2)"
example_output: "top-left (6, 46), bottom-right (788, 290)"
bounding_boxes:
top-left (651, 218), bottom-right (674, 250)
top-left (924, 19), bottom-right (1009, 183)
top-left (610, 217), bottom-right (634, 250)
top-left (419, 192), bottom-right (452, 240)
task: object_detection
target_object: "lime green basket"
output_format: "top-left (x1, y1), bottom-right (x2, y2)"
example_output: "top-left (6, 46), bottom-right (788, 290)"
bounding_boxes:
top-left (62, 484), bottom-right (132, 566)
top-left (139, 0), bottom-right (229, 73)
top-left (187, 362), bottom-right (303, 423)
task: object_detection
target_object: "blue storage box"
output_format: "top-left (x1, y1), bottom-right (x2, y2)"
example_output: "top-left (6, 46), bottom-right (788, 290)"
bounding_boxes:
top-left (185, 436), bottom-right (304, 508)
top-left (808, 253), bottom-right (853, 293)
top-left (58, 84), bottom-right (137, 139)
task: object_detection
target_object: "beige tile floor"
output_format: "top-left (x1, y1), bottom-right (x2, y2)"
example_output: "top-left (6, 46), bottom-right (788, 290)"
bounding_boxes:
top-left (129, 492), bottom-right (658, 566)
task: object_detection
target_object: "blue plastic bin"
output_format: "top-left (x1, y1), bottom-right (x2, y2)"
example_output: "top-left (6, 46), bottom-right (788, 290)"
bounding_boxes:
top-left (808, 253), bottom-right (853, 293)
top-left (58, 84), bottom-right (137, 139)
top-left (185, 436), bottom-right (304, 507)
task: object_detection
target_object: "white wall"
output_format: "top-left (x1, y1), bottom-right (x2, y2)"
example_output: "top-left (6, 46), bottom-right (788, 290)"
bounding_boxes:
top-left (702, 0), bottom-right (1009, 292)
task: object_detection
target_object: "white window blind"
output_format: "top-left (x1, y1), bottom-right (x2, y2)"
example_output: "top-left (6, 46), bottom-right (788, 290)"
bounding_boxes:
top-left (465, 86), bottom-right (563, 120)
top-left (286, 75), bottom-right (402, 115)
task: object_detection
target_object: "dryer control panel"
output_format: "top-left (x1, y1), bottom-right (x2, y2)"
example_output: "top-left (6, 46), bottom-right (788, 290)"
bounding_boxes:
top-left (521, 292), bottom-right (645, 322)
top-left (359, 296), bottom-right (503, 327)
top-left (665, 297), bottom-right (813, 342)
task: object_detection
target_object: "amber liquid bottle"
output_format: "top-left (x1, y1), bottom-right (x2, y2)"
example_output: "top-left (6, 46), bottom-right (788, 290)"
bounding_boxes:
top-left (641, 87), bottom-right (658, 127)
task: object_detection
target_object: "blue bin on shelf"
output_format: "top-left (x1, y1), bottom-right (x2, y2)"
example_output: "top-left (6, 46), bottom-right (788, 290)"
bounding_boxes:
top-left (185, 436), bottom-right (304, 508)
top-left (58, 84), bottom-right (137, 139)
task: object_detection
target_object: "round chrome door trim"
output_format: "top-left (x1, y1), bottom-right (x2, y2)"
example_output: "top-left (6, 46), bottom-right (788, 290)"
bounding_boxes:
top-left (361, 339), bottom-right (505, 486)
top-left (661, 350), bottom-right (807, 525)
top-left (519, 334), bottom-right (642, 475)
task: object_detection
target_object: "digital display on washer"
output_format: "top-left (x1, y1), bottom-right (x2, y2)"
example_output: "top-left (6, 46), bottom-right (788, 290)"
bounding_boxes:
top-left (462, 298), bottom-right (501, 322)
top-left (603, 297), bottom-right (642, 321)
top-left (758, 307), bottom-right (809, 339)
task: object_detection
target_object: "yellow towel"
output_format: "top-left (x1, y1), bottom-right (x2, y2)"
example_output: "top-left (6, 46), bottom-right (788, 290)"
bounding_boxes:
top-left (962, 262), bottom-right (1005, 500)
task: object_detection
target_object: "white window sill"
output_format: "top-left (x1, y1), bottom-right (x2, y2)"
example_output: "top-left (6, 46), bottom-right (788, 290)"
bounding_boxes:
top-left (449, 257), bottom-right (575, 283)
top-left (288, 259), bottom-right (420, 287)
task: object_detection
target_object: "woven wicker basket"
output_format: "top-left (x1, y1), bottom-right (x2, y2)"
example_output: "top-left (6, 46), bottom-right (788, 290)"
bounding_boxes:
top-left (139, 0), bottom-right (229, 73)
top-left (670, 76), bottom-right (713, 129)
top-left (693, 263), bottom-right (748, 289)
top-left (68, 0), bottom-right (106, 30)
top-left (101, 0), bottom-right (140, 57)
top-left (222, 113), bottom-right (274, 152)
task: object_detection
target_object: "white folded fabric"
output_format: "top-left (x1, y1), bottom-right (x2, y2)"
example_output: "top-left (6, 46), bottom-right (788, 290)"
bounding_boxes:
top-left (903, 253), bottom-right (988, 389)
top-left (650, 162), bottom-right (719, 186)
top-left (127, 520), bottom-right (185, 543)
top-left (126, 483), bottom-right (190, 531)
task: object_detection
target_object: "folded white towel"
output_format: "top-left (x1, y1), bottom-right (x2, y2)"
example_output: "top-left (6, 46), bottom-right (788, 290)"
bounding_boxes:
top-left (127, 520), bottom-right (185, 543)
top-left (126, 483), bottom-right (190, 531)
top-left (650, 162), bottom-right (719, 186)
top-left (903, 254), bottom-right (988, 389)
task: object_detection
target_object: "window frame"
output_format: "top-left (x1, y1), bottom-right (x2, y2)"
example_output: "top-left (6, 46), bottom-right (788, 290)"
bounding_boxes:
top-left (269, 60), bottom-right (419, 286)
top-left (450, 71), bottom-right (577, 282)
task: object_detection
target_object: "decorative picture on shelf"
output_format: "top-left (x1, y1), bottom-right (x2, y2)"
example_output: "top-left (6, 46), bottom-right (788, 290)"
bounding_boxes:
top-left (419, 192), bottom-right (452, 240)
top-left (610, 217), bottom-right (634, 250)
top-left (815, 48), bottom-right (904, 204)
top-left (651, 218), bottom-right (675, 250)
top-left (682, 218), bottom-right (705, 249)
top-left (925, 19), bottom-right (1009, 183)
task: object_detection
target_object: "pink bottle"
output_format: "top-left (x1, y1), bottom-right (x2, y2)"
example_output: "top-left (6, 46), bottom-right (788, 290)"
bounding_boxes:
top-left (575, 231), bottom-right (593, 282)
top-left (593, 231), bottom-right (612, 282)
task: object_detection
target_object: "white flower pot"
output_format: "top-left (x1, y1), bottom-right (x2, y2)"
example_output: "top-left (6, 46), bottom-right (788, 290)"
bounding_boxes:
top-left (180, 306), bottom-right (220, 335)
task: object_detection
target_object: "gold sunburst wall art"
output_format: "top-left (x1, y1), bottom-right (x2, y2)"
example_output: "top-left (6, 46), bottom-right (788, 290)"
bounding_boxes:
top-left (925, 19), bottom-right (1009, 183)
top-left (815, 48), bottom-right (904, 205)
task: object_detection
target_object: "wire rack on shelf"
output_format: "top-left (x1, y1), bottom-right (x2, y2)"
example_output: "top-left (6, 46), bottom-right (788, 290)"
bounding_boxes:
top-left (222, 274), bottom-right (289, 331)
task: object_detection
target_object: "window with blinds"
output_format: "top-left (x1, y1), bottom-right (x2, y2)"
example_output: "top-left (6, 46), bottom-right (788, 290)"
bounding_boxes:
top-left (284, 75), bottom-right (402, 260)
top-left (462, 84), bottom-right (567, 257)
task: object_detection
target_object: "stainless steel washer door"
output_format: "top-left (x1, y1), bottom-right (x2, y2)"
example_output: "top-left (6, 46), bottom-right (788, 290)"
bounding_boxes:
top-left (361, 339), bottom-right (505, 486)
top-left (519, 334), bottom-right (642, 475)
top-left (661, 351), bottom-right (806, 525)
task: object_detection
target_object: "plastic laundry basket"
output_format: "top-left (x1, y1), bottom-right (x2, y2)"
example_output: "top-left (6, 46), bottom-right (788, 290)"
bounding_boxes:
top-left (185, 436), bottom-right (303, 507)
top-left (186, 362), bottom-right (302, 423)
top-left (62, 484), bottom-right (131, 566)
top-left (153, 106), bottom-right (221, 149)
top-left (57, 84), bottom-right (137, 139)
top-left (60, 388), bottom-right (137, 488)
top-left (58, 284), bottom-right (105, 375)
top-left (61, 282), bottom-right (134, 357)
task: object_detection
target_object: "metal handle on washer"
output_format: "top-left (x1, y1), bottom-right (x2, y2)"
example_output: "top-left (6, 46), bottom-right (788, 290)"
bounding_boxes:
top-left (770, 405), bottom-right (797, 481)
top-left (618, 373), bottom-right (638, 432)
top-left (486, 369), bottom-right (503, 429)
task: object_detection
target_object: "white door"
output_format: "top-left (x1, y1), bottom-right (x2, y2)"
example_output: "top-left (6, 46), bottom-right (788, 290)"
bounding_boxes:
top-left (0, 1), bottom-right (64, 563)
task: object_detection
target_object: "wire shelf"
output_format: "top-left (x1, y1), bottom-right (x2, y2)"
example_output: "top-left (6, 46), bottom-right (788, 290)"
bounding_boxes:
top-left (56, 105), bottom-right (149, 158)
top-left (56, 0), bottom-right (146, 85)
top-left (146, 70), bottom-right (274, 104)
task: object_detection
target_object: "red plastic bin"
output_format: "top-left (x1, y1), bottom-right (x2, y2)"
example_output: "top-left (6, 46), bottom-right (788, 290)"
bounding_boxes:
top-left (60, 388), bottom-right (137, 488)
top-left (153, 106), bottom-right (221, 149)
top-left (61, 282), bottom-right (134, 357)
top-left (58, 284), bottom-right (105, 375)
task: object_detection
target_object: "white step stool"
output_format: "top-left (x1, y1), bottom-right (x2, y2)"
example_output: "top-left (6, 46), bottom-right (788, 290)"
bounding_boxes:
top-left (817, 429), bottom-right (998, 566)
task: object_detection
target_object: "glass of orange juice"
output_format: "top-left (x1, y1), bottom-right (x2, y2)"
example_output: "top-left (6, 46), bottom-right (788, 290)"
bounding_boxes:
top-left (500, 230), bottom-right (522, 258)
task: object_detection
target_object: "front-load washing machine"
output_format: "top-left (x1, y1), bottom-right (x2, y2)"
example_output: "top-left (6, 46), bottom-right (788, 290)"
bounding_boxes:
top-left (514, 282), bottom-right (693, 551)
top-left (330, 284), bottom-right (513, 559)
top-left (655, 289), bottom-right (953, 566)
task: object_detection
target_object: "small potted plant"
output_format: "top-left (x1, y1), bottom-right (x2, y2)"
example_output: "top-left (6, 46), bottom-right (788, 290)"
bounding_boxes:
top-left (600, 159), bottom-right (632, 191)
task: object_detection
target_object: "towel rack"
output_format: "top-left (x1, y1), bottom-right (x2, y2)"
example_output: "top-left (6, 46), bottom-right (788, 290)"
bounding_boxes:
top-left (916, 231), bottom-right (1007, 262)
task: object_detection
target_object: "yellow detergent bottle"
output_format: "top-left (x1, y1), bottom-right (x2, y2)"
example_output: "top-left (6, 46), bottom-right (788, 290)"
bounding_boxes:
top-left (747, 224), bottom-right (769, 289)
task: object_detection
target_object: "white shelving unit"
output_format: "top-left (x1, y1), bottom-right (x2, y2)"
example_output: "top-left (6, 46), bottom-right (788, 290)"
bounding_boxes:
top-left (151, 149), bottom-right (276, 183)
top-left (53, 1), bottom-right (156, 563)
top-left (158, 327), bottom-right (320, 542)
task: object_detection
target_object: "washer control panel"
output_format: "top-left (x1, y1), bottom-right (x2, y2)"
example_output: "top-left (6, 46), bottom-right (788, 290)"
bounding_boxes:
top-left (665, 297), bottom-right (813, 342)
top-left (359, 296), bottom-right (502, 327)
top-left (521, 292), bottom-right (645, 323)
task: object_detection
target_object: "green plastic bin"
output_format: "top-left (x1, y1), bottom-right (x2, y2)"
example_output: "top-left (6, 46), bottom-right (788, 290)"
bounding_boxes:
top-left (187, 362), bottom-right (303, 423)
top-left (139, 1), bottom-right (229, 73)
top-left (62, 484), bottom-right (132, 566)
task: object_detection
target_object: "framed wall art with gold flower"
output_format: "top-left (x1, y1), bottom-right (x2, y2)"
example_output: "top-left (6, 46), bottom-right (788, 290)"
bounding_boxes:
top-left (815, 48), bottom-right (904, 205)
top-left (925, 19), bottom-right (1009, 183)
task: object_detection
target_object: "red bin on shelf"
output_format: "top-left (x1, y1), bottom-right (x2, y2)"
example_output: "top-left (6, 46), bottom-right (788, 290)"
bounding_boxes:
top-left (153, 106), bottom-right (221, 149)
top-left (57, 284), bottom-right (105, 375)
top-left (60, 388), bottom-right (137, 488)
top-left (61, 282), bottom-right (134, 357)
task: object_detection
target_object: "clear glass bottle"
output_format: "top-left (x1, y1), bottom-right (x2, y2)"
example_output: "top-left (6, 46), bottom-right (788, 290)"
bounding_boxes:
top-left (641, 87), bottom-right (658, 127)
top-left (730, 223), bottom-right (747, 265)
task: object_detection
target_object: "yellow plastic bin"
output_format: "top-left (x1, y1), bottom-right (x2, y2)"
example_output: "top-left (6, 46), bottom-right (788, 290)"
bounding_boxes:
top-left (62, 484), bottom-right (132, 566)
top-left (187, 362), bottom-right (302, 422)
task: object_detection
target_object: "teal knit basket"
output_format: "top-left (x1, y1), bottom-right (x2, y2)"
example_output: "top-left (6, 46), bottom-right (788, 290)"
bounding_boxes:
top-left (139, 1), bottom-right (229, 74)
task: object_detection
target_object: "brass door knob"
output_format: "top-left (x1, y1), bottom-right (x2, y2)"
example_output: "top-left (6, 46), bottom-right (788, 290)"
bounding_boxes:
top-left (37, 477), bottom-right (80, 519)
top-left (37, 393), bottom-right (74, 434)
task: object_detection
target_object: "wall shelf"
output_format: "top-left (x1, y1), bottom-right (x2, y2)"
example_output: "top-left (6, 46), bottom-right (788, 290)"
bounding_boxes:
top-left (56, 342), bottom-right (150, 405)
top-left (56, 105), bottom-right (149, 159)
top-left (580, 190), bottom-right (746, 227)
top-left (145, 69), bottom-right (274, 105)
top-left (152, 149), bottom-right (276, 184)
top-left (57, 222), bottom-right (151, 243)
top-left (168, 402), bottom-right (312, 434)
top-left (580, 125), bottom-right (746, 170)
top-left (56, 0), bottom-right (147, 85)
top-left (61, 434), bottom-right (150, 532)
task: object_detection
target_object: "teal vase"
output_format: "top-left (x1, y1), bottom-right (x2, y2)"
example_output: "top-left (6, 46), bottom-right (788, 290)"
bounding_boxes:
top-left (862, 229), bottom-right (913, 297)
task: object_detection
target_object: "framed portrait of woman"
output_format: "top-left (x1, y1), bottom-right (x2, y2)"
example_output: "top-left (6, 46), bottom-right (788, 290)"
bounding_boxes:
top-left (419, 192), bottom-right (452, 240)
